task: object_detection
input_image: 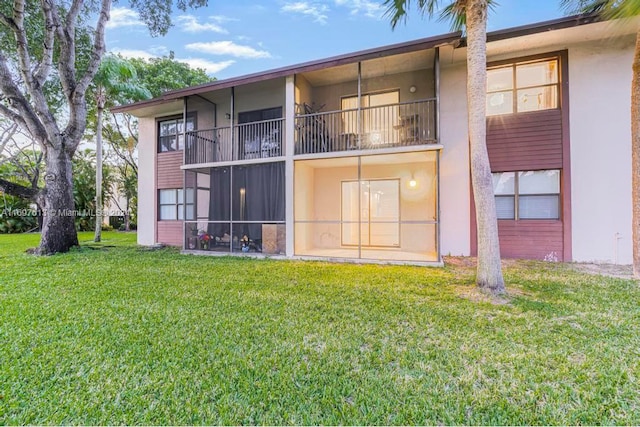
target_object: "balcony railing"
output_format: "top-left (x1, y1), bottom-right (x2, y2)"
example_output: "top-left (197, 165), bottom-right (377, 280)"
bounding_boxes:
top-left (185, 118), bottom-right (284, 165)
top-left (295, 98), bottom-right (436, 155)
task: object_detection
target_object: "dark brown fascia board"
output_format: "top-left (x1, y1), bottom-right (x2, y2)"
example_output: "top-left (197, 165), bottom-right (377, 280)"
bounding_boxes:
top-left (113, 12), bottom-right (598, 114)
top-left (465, 12), bottom-right (600, 46)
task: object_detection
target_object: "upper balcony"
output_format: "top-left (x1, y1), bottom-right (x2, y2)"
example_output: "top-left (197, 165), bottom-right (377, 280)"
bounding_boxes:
top-left (294, 49), bottom-right (438, 156)
top-left (177, 79), bottom-right (287, 166)
top-left (168, 49), bottom-right (439, 166)
top-left (294, 98), bottom-right (435, 155)
top-left (185, 118), bottom-right (284, 164)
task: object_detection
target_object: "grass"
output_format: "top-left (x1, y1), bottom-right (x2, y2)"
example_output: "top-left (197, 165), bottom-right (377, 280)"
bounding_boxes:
top-left (1, 232), bottom-right (639, 425)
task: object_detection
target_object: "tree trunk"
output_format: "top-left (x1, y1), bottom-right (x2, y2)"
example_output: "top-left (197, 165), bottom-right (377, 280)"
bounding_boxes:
top-left (95, 102), bottom-right (104, 242)
top-left (632, 30), bottom-right (640, 277)
top-left (466, 0), bottom-right (505, 293)
top-left (37, 147), bottom-right (78, 254)
top-left (124, 197), bottom-right (130, 231)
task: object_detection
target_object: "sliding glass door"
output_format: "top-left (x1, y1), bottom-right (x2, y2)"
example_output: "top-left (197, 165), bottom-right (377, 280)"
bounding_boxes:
top-left (341, 179), bottom-right (400, 247)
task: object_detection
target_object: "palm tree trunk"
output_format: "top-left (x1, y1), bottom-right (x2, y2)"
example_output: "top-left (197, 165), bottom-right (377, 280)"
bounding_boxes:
top-left (632, 30), bottom-right (640, 277)
top-left (94, 103), bottom-right (103, 243)
top-left (466, 0), bottom-right (505, 293)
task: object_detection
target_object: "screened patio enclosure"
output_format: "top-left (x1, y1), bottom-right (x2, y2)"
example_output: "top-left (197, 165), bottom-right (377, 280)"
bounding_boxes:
top-left (184, 162), bottom-right (286, 254)
top-left (294, 151), bottom-right (440, 262)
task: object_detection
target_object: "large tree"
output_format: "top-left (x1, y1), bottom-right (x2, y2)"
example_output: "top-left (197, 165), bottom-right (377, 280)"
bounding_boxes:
top-left (560, 1), bottom-right (640, 275)
top-left (385, 0), bottom-right (505, 293)
top-left (0, 0), bottom-right (206, 254)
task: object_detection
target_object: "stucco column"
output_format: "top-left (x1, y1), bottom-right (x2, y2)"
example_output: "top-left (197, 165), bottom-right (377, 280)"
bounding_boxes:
top-left (285, 75), bottom-right (295, 256)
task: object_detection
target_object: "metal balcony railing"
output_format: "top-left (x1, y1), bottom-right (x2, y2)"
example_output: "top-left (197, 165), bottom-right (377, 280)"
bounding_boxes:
top-left (184, 118), bottom-right (284, 165)
top-left (294, 98), bottom-right (436, 155)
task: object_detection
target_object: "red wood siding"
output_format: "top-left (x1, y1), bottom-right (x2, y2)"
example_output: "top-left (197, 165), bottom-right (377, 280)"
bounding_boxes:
top-left (157, 152), bottom-right (184, 189)
top-left (155, 152), bottom-right (183, 246)
top-left (498, 220), bottom-right (564, 261)
top-left (472, 110), bottom-right (566, 260)
top-left (487, 109), bottom-right (563, 172)
top-left (471, 51), bottom-right (571, 261)
top-left (157, 221), bottom-right (183, 246)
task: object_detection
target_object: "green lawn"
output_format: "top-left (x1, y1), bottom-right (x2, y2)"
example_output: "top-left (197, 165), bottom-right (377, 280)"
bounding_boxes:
top-left (1, 232), bottom-right (639, 425)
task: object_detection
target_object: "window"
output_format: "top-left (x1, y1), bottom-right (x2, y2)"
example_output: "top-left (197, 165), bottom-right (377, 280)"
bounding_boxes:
top-left (487, 58), bottom-right (559, 116)
top-left (158, 115), bottom-right (196, 152)
top-left (342, 91), bottom-right (400, 144)
top-left (492, 170), bottom-right (560, 220)
top-left (159, 189), bottom-right (194, 220)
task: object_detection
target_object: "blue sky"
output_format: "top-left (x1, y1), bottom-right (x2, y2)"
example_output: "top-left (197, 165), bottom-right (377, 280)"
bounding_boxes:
top-left (105, 0), bottom-right (566, 80)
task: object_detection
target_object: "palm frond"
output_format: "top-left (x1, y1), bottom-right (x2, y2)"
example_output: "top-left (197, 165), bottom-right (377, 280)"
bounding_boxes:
top-left (560, 0), bottom-right (640, 19)
top-left (95, 55), bottom-right (152, 104)
top-left (384, 0), bottom-right (442, 30)
top-left (385, 0), bottom-right (498, 32)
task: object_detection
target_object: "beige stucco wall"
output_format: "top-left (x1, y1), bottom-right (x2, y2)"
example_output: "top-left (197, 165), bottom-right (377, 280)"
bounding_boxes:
top-left (137, 117), bottom-right (156, 245)
top-left (233, 78), bottom-right (286, 120)
top-left (295, 74), bottom-right (313, 109)
top-left (439, 60), bottom-right (471, 256)
top-left (293, 154), bottom-right (437, 253)
top-left (568, 36), bottom-right (634, 263)
top-left (311, 69), bottom-right (434, 112)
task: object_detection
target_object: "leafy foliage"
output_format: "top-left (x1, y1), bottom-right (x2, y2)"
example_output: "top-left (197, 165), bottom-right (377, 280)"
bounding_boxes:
top-left (0, 0), bottom-right (208, 254)
top-left (0, 194), bottom-right (37, 233)
top-left (129, 55), bottom-right (213, 98)
top-left (96, 56), bottom-right (213, 230)
top-left (72, 149), bottom-right (115, 231)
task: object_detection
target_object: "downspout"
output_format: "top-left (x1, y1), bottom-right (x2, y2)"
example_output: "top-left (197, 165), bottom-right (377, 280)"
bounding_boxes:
top-left (434, 47), bottom-right (441, 262)
top-left (434, 47), bottom-right (440, 143)
top-left (357, 62), bottom-right (362, 259)
top-left (357, 62), bottom-right (362, 150)
top-left (229, 87), bottom-right (235, 252)
top-left (230, 87), bottom-right (235, 160)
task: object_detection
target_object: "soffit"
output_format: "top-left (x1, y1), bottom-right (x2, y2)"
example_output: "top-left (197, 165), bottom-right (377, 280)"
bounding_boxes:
top-left (442, 17), bottom-right (640, 66)
top-left (302, 49), bottom-right (435, 86)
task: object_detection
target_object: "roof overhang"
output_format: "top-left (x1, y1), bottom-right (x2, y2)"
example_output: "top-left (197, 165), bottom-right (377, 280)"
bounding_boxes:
top-left (114, 12), bottom-right (618, 117)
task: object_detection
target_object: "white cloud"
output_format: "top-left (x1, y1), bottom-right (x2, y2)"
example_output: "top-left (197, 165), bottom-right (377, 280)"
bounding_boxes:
top-left (180, 58), bottom-right (235, 74)
top-left (148, 45), bottom-right (170, 56)
top-left (111, 48), bottom-right (155, 60)
top-left (335, 0), bottom-right (384, 19)
top-left (176, 15), bottom-right (228, 34)
top-left (109, 49), bottom-right (234, 75)
top-left (106, 7), bottom-right (144, 29)
top-left (185, 41), bottom-right (271, 59)
top-left (281, 2), bottom-right (329, 25)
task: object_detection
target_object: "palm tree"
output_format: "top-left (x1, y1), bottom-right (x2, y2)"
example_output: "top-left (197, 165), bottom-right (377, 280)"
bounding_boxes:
top-left (92, 56), bottom-right (151, 242)
top-left (560, 1), bottom-right (640, 275)
top-left (385, 0), bottom-right (505, 294)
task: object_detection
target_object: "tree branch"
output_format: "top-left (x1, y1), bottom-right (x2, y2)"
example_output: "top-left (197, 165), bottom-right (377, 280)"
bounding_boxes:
top-left (0, 54), bottom-right (46, 141)
top-left (35, 0), bottom-right (56, 86)
top-left (110, 112), bottom-right (138, 175)
top-left (0, 177), bottom-right (39, 199)
top-left (11, 0), bottom-right (35, 93)
top-left (76, 0), bottom-right (110, 95)
top-left (63, 0), bottom-right (111, 153)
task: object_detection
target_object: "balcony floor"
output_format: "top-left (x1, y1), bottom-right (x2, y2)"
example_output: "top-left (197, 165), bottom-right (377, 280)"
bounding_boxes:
top-left (295, 247), bottom-right (437, 262)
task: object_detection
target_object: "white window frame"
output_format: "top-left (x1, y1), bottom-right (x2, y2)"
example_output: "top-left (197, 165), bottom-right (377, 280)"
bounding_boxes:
top-left (493, 170), bottom-right (560, 220)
